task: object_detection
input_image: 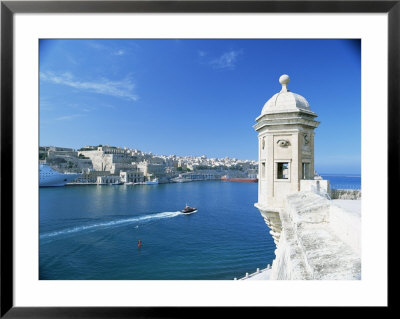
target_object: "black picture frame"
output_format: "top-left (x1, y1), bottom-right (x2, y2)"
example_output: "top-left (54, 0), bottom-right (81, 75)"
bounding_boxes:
top-left (1, 0), bottom-right (395, 317)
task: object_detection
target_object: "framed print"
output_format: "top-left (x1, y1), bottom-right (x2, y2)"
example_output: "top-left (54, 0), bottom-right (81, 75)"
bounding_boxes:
top-left (1, 0), bottom-right (395, 317)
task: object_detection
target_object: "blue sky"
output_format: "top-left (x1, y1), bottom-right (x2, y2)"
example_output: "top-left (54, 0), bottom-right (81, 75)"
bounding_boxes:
top-left (39, 39), bottom-right (361, 174)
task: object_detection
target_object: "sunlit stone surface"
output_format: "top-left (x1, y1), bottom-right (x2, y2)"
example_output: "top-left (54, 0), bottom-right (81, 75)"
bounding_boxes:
top-left (252, 75), bottom-right (361, 280)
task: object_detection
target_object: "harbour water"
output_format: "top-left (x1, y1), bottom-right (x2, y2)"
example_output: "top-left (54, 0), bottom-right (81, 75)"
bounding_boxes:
top-left (39, 181), bottom-right (275, 280)
top-left (39, 174), bottom-right (361, 280)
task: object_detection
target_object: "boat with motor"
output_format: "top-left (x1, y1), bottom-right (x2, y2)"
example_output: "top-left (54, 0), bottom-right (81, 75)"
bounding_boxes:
top-left (181, 205), bottom-right (197, 214)
top-left (39, 163), bottom-right (81, 187)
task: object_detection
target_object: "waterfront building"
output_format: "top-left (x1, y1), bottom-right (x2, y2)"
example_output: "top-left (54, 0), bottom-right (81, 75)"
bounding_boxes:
top-left (137, 161), bottom-right (167, 181)
top-left (247, 168), bottom-right (258, 179)
top-left (40, 146), bottom-right (77, 159)
top-left (79, 147), bottom-right (138, 174)
top-left (41, 146), bottom-right (94, 173)
top-left (75, 170), bottom-right (111, 184)
top-left (120, 170), bottom-right (145, 183)
top-left (96, 175), bottom-right (122, 185)
top-left (97, 145), bottom-right (126, 155)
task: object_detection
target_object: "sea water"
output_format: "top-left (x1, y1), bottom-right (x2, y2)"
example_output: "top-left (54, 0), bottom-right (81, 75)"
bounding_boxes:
top-left (39, 181), bottom-right (275, 280)
top-left (320, 174), bottom-right (361, 190)
top-left (39, 174), bottom-right (361, 280)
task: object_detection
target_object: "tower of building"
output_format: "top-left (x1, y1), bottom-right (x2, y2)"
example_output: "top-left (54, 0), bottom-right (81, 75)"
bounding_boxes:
top-left (254, 74), bottom-right (322, 245)
top-left (254, 74), bottom-right (321, 208)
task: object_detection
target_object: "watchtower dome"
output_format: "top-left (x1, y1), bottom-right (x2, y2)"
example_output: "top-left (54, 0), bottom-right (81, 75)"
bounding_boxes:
top-left (254, 75), bottom-right (320, 210)
top-left (261, 74), bottom-right (311, 113)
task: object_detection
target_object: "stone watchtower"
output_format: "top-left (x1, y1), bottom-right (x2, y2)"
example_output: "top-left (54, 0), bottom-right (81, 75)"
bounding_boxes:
top-left (254, 75), bottom-right (322, 245)
top-left (252, 76), bottom-right (360, 280)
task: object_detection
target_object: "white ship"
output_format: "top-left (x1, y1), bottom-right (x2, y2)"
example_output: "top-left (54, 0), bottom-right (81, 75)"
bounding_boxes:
top-left (39, 164), bottom-right (81, 187)
top-left (145, 178), bottom-right (159, 185)
top-left (135, 178), bottom-right (159, 185)
top-left (171, 176), bottom-right (190, 183)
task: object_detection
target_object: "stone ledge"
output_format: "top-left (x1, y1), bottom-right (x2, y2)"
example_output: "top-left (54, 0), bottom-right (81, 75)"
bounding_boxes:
top-left (331, 189), bottom-right (361, 200)
top-left (268, 192), bottom-right (361, 280)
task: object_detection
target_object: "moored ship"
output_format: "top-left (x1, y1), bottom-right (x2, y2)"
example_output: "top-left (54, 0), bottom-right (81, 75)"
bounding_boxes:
top-left (171, 176), bottom-right (190, 183)
top-left (135, 178), bottom-right (159, 185)
top-left (221, 175), bottom-right (258, 183)
top-left (145, 178), bottom-right (159, 185)
top-left (40, 164), bottom-right (81, 187)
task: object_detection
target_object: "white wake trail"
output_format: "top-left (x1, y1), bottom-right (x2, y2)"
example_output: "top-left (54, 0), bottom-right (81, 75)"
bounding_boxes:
top-left (40, 211), bottom-right (182, 240)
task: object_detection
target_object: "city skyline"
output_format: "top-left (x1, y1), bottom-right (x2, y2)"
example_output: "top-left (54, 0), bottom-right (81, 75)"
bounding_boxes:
top-left (40, 39), bottom-right (361, 174)
top-left (40, 144), bottom-right (258, 164)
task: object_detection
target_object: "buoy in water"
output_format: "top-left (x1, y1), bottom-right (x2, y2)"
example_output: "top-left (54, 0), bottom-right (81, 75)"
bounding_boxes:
top-left (138, 240), bottom-right (142, 248)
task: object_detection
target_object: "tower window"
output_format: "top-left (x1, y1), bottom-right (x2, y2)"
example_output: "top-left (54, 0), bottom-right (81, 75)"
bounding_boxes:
top-left (277, 162), bottom-right (289, 179)
top-left (261, 162), bottom-right (266, 178)
top-left (302, 163), bottom-right (310, 179)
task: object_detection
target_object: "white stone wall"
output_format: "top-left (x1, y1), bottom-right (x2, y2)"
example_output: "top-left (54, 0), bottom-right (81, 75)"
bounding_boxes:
top-left (80, 150), bottom-right (114, 171)
top-left (80, 150), bottom-right (140, 174)
top-left (255, 122), bottom-right (318, 210)
top-left (268, 192), bottom-right (361, 280)
top-left (331, 189), bottom-right (361, 200)
top-left (329, 202), bottom-right (361, 255)
top-left (300, 179), bottom-right (330, 194)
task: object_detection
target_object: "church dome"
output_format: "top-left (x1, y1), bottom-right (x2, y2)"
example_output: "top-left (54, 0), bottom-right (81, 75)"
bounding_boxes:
top-left (261, 75), bottom-right (311, 114)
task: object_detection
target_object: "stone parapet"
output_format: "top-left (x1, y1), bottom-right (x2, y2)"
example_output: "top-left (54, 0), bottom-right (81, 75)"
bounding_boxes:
top-left (254, 203), bottom-right (282, 248)
top-left (256, 192), bottom-right (361, 280)
top-left (331, 189), bottom-right (361, 200)
top-left (300, 179), bottom-right (330, 195)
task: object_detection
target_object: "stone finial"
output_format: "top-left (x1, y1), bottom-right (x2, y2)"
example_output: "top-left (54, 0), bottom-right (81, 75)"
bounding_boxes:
top-left (279, 74), bottom-right (290, 92)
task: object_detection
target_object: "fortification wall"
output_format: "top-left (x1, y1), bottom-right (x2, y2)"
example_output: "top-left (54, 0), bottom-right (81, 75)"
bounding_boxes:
top-left (330, 189), bottom-right (361, 200)
top-left (80, 151), bottom-right (114, 171)
top-left (258, 192), bottom-right (361, 280)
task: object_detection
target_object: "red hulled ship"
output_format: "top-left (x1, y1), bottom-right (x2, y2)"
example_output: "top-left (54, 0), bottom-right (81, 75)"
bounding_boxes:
top-left (221, 175), bottom-right (258, 183)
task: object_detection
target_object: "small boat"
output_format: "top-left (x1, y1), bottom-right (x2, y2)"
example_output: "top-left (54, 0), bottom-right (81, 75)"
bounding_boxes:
top-left (145, 178), bottom-right (159, 185)
top-left (111, 181), bottom-right (124, 185)
top-left (181, 205), bottom-right (197, 214)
